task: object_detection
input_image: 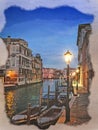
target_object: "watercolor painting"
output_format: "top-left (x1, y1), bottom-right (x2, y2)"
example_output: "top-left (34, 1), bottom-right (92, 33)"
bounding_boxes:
top-left (0, 1), bottom-right (98, 130)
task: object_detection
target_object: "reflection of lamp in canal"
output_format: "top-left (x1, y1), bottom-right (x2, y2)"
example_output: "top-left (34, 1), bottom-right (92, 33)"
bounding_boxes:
top-left (64, 50), bottom-right (72, 123)
top-left (5, 91), bottom-right (15, 118)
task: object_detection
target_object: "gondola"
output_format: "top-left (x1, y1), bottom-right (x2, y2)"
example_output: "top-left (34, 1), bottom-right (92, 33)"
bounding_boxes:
top-left (11, 105), bottom-right (47, 125)
top-left (36, 105), bottom-right (63, 129)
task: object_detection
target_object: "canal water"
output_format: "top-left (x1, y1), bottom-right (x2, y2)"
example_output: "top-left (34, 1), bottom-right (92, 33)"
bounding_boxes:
top-left (4, 79), bottom-right (59, 118)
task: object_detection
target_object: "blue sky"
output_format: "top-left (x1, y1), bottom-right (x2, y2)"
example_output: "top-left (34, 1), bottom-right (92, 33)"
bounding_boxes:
top-left (0, 6), bottom-right (94, 69)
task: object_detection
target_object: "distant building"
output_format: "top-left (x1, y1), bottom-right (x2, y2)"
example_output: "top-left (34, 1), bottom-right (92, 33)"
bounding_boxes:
top-left (63, 68), bottom-right (76, 76)
top-left (54, 69), bottom-right (64, 79)
top-left (32, 54), bottom-right (43, 82)
top-left (42, 68), bottom-right (63, 79)
top-left (43, 68), bottom-right (55, 79)
top-left (77, 23), bottom-right (94, 92)
top-left (42, 67), bottom-right (76, 80)
top-left (0, 36), bottom-right (43, 85)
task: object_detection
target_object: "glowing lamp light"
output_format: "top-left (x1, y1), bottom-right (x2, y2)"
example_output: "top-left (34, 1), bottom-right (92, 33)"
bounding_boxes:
top-left (76, 68), bottom-right (79, 73)
top-left (72, 72), bottom-right (76, 77)
top-left (64, 50), bottom-right (72, 65)
top-left (6, 70), bottom-right (18, 78)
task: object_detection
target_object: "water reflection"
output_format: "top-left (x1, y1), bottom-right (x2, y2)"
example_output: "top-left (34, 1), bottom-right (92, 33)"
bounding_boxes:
top-left (5, 80), bottom-right (58, 118)
top-left (5, 82), bottom-right (43, 118)
top-left (43, 79), bottom-right (58, 94)
top-left (5, 91), bottom-right (15, 118)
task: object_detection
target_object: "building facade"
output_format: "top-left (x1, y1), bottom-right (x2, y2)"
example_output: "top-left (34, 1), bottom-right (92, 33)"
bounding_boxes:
top-left (32, 54), bottom-right (43, 83)
top-left (77, 24), bottom-right (94, 92)
top-left (0, 36), bottom-right (43, 85)
top-left (43, 68), bottom-right (63, 79)
top-left (43, 68), bottom-right (55, 79)
top-left (43, 68), bottom-right (76, 80)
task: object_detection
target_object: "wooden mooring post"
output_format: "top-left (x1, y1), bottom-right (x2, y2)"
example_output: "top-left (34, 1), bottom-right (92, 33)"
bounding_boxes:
top-left (47, 85), bottom-right (50, 108)
top-left (55, 81), bottom-right (58, 105)
top-left (39, 87), bottom-right (42, 113)
top-left (27, 103), bottom-right (31, 125)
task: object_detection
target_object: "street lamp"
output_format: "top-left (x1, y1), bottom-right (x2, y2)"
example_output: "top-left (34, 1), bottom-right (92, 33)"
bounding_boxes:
top-left (64, 50), bottom-right (72, 123)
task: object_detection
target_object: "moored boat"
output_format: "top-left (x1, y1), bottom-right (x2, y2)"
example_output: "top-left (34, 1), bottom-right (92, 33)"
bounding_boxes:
top-left (11, 105), bottom-right (47, 125)
top-left (36, 105), bottom-right (63, 129)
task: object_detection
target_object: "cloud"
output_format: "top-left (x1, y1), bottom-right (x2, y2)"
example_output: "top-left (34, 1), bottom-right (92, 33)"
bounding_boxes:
top-left (0, 0), bottom-right (98, 130)
top-left (0, 0), bottom-right (96, 31)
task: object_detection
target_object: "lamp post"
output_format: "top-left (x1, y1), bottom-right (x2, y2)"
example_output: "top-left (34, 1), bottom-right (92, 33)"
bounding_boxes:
top-left (64, 50), bottom-right (72, 123)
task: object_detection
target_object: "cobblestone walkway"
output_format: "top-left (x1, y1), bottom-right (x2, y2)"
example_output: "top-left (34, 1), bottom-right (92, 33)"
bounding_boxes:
top-left (69, 93), bottom-right (91, 125)
top-left (58, 92), bottom-right (91, 125)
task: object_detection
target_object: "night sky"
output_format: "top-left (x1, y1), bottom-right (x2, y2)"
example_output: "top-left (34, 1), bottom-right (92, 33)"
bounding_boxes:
top-left (0, 6), bottom-right (94, 69)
